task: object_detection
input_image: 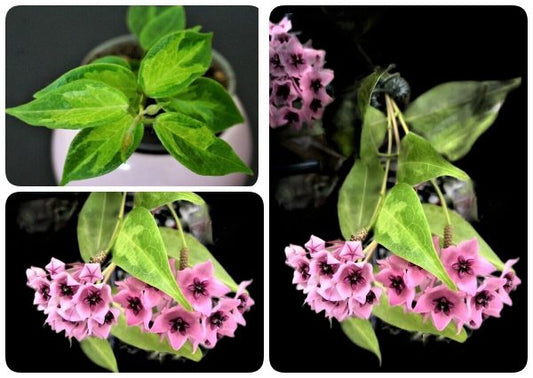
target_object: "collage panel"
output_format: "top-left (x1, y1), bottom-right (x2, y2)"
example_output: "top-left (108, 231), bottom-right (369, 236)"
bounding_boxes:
top-left (5, 192), bottom-right (263, 372)
top-left (6, 5), bottom-right (258, 186)
top-left (269, 6), bottom-right (526, 372)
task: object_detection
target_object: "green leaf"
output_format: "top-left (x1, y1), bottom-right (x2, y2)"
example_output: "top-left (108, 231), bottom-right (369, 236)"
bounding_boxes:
top-left (61, 115), bottom-right (143, 185)
top-left (338, 158), bottom-right (384, 240)
top-left (340, 318), bottom-right (382, 364)
top-left (139, 6), bottom-right (186, 50)
top-left (397, 133), bottom-right (470, 185)
top-left (79, 337), bottom-right (118, 372)
top-left (161, 77), bottom-right (244, 133)
top-left (422, 203), bottom-right (505, 271)
top-left (139, 30), bottom-right (212, 98)
top-left (372, 293), bottom-right (467, 342)
top-left (360, 106), bottom-right (388, 163)
top-left (6, 79), bottom-right (130, 129)
top-left (112, 207), bottom-right (192, 311)
top-left (77, 192), bottom-right (123, 262)
top-left (159, 227), bottom-right (239, 292)
top-left (374, 183), bottom-right (456, 289)
top-left (111, 313), bottom-right (202, 361)
top-left (127, 6), bottom-right (157, 40)
top-left (134, 192), bottom-right (206, 210)
top-left (405, 78), bottom-right (521, 161)
top-left (357, 67), bottom-right (389, 116)
top-left (154, 112), bottom-right (252, 176)
top-left (34, 63), bottom-right (139, 105)
top-left (90, 56), bottom-right (130, 69)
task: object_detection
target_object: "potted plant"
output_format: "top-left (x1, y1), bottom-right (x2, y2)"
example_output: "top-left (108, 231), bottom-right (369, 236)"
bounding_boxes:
top-left (6, 6), bottom-right (255, 185)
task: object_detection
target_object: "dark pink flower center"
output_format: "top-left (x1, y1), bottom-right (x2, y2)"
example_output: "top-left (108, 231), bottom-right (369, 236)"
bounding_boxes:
top-left (344, 268), bottom-right (365, 288)
top-left (310, 79), bottom-right (322, 93)
top-left (310, 99), bottom-right (323, 113)
top-left (474, 290), bottom-right (494, 310)
top-left (319, 261), bottom-right (335, 277)
top-left (104, 311), bottom-right (115, 324)
top-left (170, 317), bottom-right (190, 335)
top-left (290, 54), bottom-right (305, 68)
top-left (276, 34), bottom-right (290, 43)
top-left (503, 273), bottom-right (515, 292)
top-left (127, 296), bottom-right (143, 315)
top-left (209, 311), bottom-right (228, 329)
top-left (84, 290), bottom-right (103, 308)
top-left (188, 278), bottom-right (209, 298)
top-left (270, 53), bottom-right (282, 68)
top-left (284, 111), bottom-right (299, 123)
top-left (276, 84), bottom-right (291, 100)
top-left (432, 296), bottom-right (454, 315)
top-left (298, 263), bottom-right (310, 280)
top-left (39, 284), bottom-right (51, 300)
top-left (237, 294), bottom-right (248, 312)
top-left (388, 275), bottom-right (405, 295)
top-left (451, 256), bottom-right (474, 277)
top-left (365, 290), bottom-right (377, 305)
top-left (60, 283), bottom-right (74, 298)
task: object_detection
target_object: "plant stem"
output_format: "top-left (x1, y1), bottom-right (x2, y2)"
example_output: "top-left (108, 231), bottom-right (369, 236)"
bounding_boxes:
top-left (430, 179), bottom-right (451, 226)
top-left (102, 263), bottom-right (116, 284)
top-left (167, 203), bottom-right (189, 270)
top-left (103, 192), bottom-right (127, 254)
top-left (363, 240), bottom-right (379, 263)
top-left (392, 100), bottom-right (410, 135)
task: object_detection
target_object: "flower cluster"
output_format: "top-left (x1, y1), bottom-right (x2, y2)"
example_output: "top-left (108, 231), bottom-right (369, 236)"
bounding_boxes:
top-left (285, 235), bottom-right (380, 322)
top-left (269, 16), bottom-right (334, 130)
top-left (26, 258), bottom-right (117, 341)
top-left (114, 260), bottom-right (254, 352)
top-left (376, 237), bottom-right (521, 332)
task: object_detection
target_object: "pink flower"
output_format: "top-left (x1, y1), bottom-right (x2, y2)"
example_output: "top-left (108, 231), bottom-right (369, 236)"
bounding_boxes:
top-left (499, 258), bottom-right (521, 305)
top-left (334, 240), bottom-right (364, 262)
top-left (304, 235), bottom-right (326, 254)
top-left (114, 288), bottom-right (152, 328)
top-left (349, 287), bottom-right (382, 319)
top-left (441, 238), bottom-right (495, 295)
top-left (332, 262), bottom-right (373, 302)
top-left (31, 277), bottom-right (52, 310)
top-left (375, 266), bottom-right (416, 308)
top-left (203, 298), bottom-right (241, 349)
top-left (380, 255), bottom-right (429, 288)
top-left (45, 257), bottom-right (65, 277)
top-left (308, 250), bottom-right (341, 287)
top-left (26, 266), bottom-right (47, 287)
top-left (49, 272), bottom-right (80, 307)
top-left (74, 283), bottom-right (112, 324)
top-left (468, 277), bottom-right (505, 329)
top-left (151, 305), bottom-right (204, 352)
top-left (78, 263), bottom-right (104, 283)
top-left (178, 261), bottom-right (230, 315)
top-left (414, 285), bottom-right (469, 332)
top-left (235, 280), bottom-right (255, 314)
top-left (88, 308), bottom-right (120, 339)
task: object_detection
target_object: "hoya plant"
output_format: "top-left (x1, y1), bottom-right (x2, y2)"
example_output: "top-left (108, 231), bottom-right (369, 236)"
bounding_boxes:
top-left (26, 192), bottom-right (254, 371)
top-left (273, 18), bottom-right (522, 364)
top-left (6, 6), bottom-right (252, 185)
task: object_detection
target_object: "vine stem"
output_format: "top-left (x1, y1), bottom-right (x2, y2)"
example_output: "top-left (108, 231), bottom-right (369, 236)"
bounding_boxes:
top-left (392, 100), bottom-right (410, 135)
top-left (167, 203), bottom-right (189, 270)
top-left (102, 263), bottom-right (116, 284)
top-left (363, 240), bottom-right (379, 263)
top-left (103, 192), bottom-right (127, 254)
top-left (430, 179), bottom-right (451, 225)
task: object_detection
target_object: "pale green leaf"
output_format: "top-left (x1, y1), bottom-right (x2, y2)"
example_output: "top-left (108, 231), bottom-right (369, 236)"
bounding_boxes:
top-left (340, 318), bottom-right (382, 364)
top-left (405, 78), bottom-right (521, 161)
top-left (374, 183), bottom-right (456, 289)
top-left (134, 192), bottom-right (205, 210)
top-left (161, 77), bottom-right (244, 133)
top-left (154, 112), bottom-right (252, 176)
top-left (139, 6), bottom-right (186, 50)
top-left (111, 313), bottom-right (202, 361)
top-left (112, 207), bottom-right (192, 311)
top-left (360, 106), bottom-right (388, 162)
top-left (77, 192), bottom-right (123, 262)
top-left (34, 63), bottom-right (140, 105)
top-left (397, 133), bottom-right (470, 185)
top-left (61, 115), bottom-right (143, 185)
top-left (422, 203), bottom-right (505, 271)
top-left (338, 158), bottom-right (384, 240)
top-left (372, 293), bottom-right (467, 342)
top-left (79, 337), bottom-right (118, 372)
top-left (159, 227), bottom-right (239, 292)
top-left (6, 79), bottom-right (130, 129)
top-left (90, 56), bottom-right (130, 69)
top-left (139, 30), bottom-right (212, 98)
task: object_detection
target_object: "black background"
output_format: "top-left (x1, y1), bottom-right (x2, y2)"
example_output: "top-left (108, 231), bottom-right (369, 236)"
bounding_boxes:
top-left (270, 6), bottom-right (527, 372)
top-left (5, 192), bottom-right (263, 372)
top-left (5, 6), bottom-right (258, 185)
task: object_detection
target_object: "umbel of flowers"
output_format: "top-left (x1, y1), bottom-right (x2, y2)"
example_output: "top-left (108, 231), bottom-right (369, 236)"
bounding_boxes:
top-left (27, 258), bottom-right (254, 350)
top-left (269, 16), bottom-right (334, 129)
top-left (286, 235), bottom-right (520, 333)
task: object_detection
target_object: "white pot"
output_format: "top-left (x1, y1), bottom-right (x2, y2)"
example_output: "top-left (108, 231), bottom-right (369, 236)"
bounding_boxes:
top-left (51, 36), bottom-right (253, 186)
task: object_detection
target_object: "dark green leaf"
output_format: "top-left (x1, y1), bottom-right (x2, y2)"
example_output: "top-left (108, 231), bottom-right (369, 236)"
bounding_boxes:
top-left (161, 77), bottom-right (244, 133)
top-left (139, 30), bottom-right (212, 98)
top-left (6, 79), bottom-right (130, 129)
top-left (374, 183), bottom-right (456, 289)
top-left (397, 133), bottom-right (469, 185)
top-left (90, 56), bottom-right (130, 69)
top-left (134, 192), bottom-right (205, 210)
top-left (360, 106), bottom-right (388, 162)
top-left (34, 63), bottom-right (139, 105)
top-left (79, 337), bottom-right (118, 372)
top-left (111, 313), bottom-right (202, 361)
top-left (159, 227), bottom-right (239, 292)
top-left (338, 158), bottom-right (384, 240)
top-left (422, 203), bottom-right (505, 270)
top-left (154, 112), bottom-right (252, 176)
top-left (357, 67), bottom-right (389, 116)
top-left (405, 78), bottom-right (521, 160)
top-left (77, 193), bottom-right (123, 262)
top-left (340, 318), bottom-right (382, 364)
top-left (139, 7), bottom-right (186, 50)
top-left (372, 293), bottom-right (467, 342)
top-left (112, 207), bottom-right (192, 311)
top-left (127, 6), bottom-right (157, 40)
top-left (61, 115), bottom-right (143, 185)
